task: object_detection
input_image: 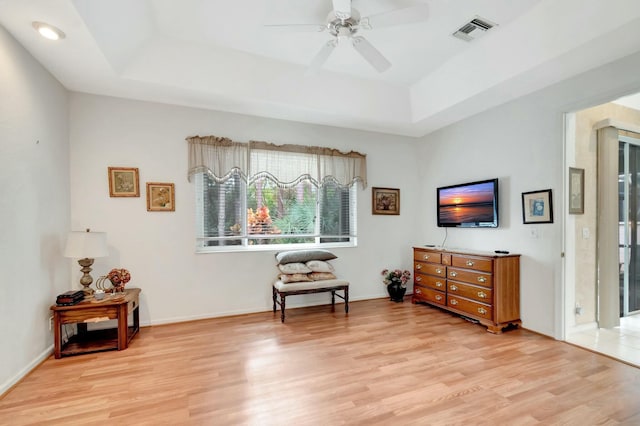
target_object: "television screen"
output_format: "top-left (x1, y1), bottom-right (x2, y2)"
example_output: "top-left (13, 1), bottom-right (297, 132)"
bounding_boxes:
top-left (437, 178), bottom-right (498, 228)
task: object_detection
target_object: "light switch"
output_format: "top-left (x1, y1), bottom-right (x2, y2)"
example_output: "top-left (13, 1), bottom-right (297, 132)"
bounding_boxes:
top-left (529, 228), bottom-right (539, 239)
top-left (582, 227), bottom-right (590, 239)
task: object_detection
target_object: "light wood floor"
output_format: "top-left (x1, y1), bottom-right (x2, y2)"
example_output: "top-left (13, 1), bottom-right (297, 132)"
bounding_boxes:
top-left (2, 298), bottom-right (640, 425)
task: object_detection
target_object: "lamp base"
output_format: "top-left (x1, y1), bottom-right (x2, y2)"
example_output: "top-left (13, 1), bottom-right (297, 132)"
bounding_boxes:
top-left (78, 257), bottom-right (95, 295)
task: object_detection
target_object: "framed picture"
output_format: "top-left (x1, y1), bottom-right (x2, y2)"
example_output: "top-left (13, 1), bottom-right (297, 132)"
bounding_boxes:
top-left (569, 167), bottom-right (585, 214)
top-left (108, 167), bottom-right (139, 197)
top-left (146, 182), bottom-right (175, 212)
top-left (522, 189), bottom-right (553, 224)
top-left (372, 187), bottom-right (400, 215)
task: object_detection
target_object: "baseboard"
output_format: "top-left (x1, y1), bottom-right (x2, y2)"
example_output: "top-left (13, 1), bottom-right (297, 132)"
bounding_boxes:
top-left (0, 345), bottom-right (53, 398)
top-left (145, 293), bottom-right (384, 327)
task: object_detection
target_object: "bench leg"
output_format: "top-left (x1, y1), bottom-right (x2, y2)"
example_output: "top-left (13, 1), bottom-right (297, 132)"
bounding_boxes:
top-left (344, 287), bottom-right (349, 314)
top-left (279, 293), bottom-right (286, 323)
top-left (272, 286), bottom-right (277, 313)
top-left (331, 290), bottom-right (336, 312)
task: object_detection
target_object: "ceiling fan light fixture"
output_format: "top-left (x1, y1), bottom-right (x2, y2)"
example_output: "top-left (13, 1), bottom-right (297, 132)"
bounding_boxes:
top-left (277, 0), bottom-right (429, 73)
top-left (32, 21), bottom-right (65, 41)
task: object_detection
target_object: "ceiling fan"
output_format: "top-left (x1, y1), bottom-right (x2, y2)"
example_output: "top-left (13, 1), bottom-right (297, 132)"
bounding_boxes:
top-left (267, 0), bottom-right (429, 73)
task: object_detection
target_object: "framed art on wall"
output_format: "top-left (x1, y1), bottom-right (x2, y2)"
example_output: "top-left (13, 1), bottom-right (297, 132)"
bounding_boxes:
top-left (569, 167), bottom-right (584, 214)
top-left (522, 189), bottom-right (553, 224)
top-left (146, 182), bottom-right (175, 211)
top-left (372, 187), bottom-right (400, 215)
top-left (108, 167), bottom-right (140, 197)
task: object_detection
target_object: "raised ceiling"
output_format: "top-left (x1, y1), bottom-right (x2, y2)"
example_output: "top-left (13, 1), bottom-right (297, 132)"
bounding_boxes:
top-left (2, 0), bottom-right (640, 136)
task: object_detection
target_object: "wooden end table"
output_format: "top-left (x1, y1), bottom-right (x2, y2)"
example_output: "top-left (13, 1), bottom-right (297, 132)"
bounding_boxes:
top-left (50, 288), bottom-right (141, 358)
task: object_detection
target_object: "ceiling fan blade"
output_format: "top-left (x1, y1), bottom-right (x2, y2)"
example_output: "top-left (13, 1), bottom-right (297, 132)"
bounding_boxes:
top-left (308, 39), bottom-right (338, 72)
top-left (351, 36), bottom-right (391, 72)
top-left (263, 23), bottom-right (326, 33)
top-left (332, 0), bottom-right (352, 19)
top-left (362, 4), bottom-right (429, 30)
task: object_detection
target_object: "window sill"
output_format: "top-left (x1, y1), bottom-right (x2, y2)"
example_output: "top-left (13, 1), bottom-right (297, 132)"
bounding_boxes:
top-left (195, 241), bottom-right (356, 254)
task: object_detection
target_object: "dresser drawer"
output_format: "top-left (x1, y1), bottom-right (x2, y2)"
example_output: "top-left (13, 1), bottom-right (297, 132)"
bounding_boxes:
top-left (415, 262), bottom-right (446, 277)
top-left (447, 267), bottom-right (492, 288)
top-left (413, 285), bottom-right (446, 306)
top-left (414, 273), bottom-right (446, 291)
top-left (447, 295), bottom-right (493, 320)
top-left (448, 280), bottom-right (492, 303)
top-left (414, 250), bottom-right (441, 264)
top-left (451, 255), bottom-right (493, 273)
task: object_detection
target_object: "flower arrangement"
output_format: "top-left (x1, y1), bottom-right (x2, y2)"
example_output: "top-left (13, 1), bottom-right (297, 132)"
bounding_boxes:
top-left (107, 268), bottom-right (131, 292)
top-left (381, 269), bottom-right (411, 288)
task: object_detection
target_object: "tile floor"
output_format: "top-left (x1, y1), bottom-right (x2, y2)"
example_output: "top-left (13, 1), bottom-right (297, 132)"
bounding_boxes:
top-left (566, 314), bottom-right (640, 367)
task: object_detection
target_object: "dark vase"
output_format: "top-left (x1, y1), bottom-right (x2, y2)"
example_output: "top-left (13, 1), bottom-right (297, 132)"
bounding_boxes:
top-left (387, 283), bottom-right (406, 303)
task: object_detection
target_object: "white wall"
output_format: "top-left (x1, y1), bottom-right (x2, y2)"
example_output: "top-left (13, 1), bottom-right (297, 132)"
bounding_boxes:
top-left (418, 50), bottom-right (640, 338)
top-left (0, 26), bottom-right (70, 393)
top-left (418, 100), bottom-right (562, 337)
top-left (69, 93), bottom-right (421, 325)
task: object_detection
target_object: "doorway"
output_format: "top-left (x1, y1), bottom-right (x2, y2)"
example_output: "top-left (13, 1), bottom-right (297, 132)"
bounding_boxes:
top-left (564, 103), bottom-right (640, 368)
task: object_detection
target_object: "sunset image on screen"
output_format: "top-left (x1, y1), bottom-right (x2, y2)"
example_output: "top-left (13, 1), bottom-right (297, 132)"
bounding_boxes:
top-left (439, 181), bottom-right (496, 225)
top-left (439, 182), bottom-right (494, 207)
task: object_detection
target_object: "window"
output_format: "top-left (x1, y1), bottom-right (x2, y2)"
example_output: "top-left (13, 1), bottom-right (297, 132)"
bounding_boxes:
top-left (189, 136), bottom-right (365, 252)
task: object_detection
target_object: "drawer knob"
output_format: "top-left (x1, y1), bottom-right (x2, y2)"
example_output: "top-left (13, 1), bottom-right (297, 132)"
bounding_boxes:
top-left (449, 271), bottom-right (457, 277)
top-left (416, 277), bottom-right (422, 282)
top-left (477, 276), bottom-right (487, 283)
top-left (424, 255), bottom-right (430, 260)
top-left (436, 281), bottom-right (443, 287)
top-left (478, 307), bottom-right (487, 315)
top-left (436, 268), bottom-right (443, 274)
top-left (416, 264), bottom-right (422, 270)
top-left (450, 284), bottom-right (458, 291)
top-left (477, 291), bottom-right (487, 298)
top-left (416, 289), bottom-right (421, 294)
top-left (435, 295), bottom-right (442, 301)
top-left (466, 260), bottom-right (474, 266)
top-left (450, 299), bottom-right (458, 305)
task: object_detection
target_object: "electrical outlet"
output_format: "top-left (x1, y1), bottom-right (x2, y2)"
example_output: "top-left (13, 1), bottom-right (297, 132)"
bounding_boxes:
top-left (49, 316), bottom-right (54, 331)
top-left (575, 304), bottom-right (583, 315)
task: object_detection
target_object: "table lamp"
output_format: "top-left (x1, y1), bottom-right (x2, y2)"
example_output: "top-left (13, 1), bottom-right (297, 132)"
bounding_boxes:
top-left (63, 229), bottom-right (108, 295)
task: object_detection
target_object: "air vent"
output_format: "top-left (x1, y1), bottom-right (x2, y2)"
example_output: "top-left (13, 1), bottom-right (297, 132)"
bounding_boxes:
top-left (452, 16), bottom-right (496, 42)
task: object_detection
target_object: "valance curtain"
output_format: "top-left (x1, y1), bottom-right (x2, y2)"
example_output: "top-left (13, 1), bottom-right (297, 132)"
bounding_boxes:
top-left (186, 135), bottom-right (367, 188)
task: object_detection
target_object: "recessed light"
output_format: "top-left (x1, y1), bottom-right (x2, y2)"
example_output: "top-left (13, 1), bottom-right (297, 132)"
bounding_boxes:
top-left (32, 21), bottom-right (65, 41)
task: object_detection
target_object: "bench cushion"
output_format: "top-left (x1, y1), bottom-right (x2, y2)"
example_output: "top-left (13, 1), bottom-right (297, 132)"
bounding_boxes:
top-left (306, 260), bottom-right (334, 272)
top-left (273, 279), bottom-right (349, 292)
top-left (278, 262), bottom-right (313, 274)
top-left (275, 249), bottom-right (337, 264)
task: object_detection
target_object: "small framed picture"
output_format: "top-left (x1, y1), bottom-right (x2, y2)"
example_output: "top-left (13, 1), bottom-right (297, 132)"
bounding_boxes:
top-left (372, 187), bottom-right (400, 215)
top-left (146, 182), bottom-right (175, 212)
top-left (569, 167), bottom-right (584, 214)
top-left (522, 189), bottom-right (553, 224)
top-left (108, 167), bottom-right (139, 197)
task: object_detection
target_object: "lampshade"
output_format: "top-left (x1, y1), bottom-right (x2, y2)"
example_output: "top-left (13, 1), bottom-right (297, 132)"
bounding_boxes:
top-left (63, 230), bottom-right (108, 259)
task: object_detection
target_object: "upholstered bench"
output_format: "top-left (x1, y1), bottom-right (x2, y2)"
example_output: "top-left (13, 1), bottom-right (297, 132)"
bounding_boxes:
top-left (272, 279), bottom-right (349, 323)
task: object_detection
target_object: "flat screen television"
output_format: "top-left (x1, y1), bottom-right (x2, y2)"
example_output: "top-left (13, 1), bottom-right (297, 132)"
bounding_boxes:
top-left (437, 178), bottom-right (498, 228)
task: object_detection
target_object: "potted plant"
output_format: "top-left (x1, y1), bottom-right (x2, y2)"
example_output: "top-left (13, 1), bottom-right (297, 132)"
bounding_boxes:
top-left (381, 269), bottom-right (411, 302)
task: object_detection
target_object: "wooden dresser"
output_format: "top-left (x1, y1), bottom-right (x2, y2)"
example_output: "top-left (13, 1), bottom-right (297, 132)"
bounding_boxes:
top-left (412, 247), bottom-right (520, 333)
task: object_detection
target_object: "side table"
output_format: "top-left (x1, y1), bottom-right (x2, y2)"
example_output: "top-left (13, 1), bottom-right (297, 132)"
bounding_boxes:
top-left (50, 287), bottom-right (141, 358)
